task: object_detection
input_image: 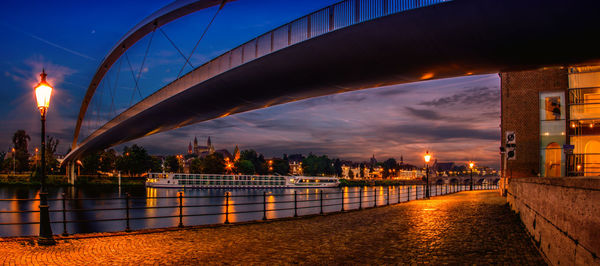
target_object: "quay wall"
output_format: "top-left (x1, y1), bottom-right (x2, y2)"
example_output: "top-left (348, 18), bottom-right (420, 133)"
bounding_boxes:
top-left (506, 177), bottom-right (600, 265)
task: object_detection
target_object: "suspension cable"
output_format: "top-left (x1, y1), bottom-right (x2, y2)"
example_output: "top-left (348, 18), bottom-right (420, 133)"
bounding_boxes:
top-left (160, 28), bottom-right (195, 69)
top-left (176, 2), bottom-right (225, 79)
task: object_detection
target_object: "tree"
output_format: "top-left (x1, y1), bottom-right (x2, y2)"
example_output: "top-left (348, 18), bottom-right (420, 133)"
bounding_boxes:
top-left (0, 151), bottom-right (5, 171)
top-left (333, 158), bottom-right (343, 177)
top-left (302, 154), bottom-right (334, 176)
top-left (115, 145), bottom-right (153, 176)
top-left (382, 158), bottom-right (399, 179)
top-left (271, 158), bottom-right (289, 175)
top-left (99, 149), bottom-right (117, 172)
top-left (359, 163), bottom-right (365, 178)
top-left (150, 156), bottom-right (163, 172)
top-left (44, 136), bottom-right (60, 174)
top-left (190, 157), bottom-right (203, 174)
top-left (235, 160), bottom-right (255, 175)
top-left (165, 155), bottom-right (181, 173)
top-left (348, 169), bottom-right (354, 179)
top-left (81, 151), bottom-right (102, 175)
top-left (12, 130), bottom-right (30, 172)
top-left (240, 149), bottom-right (266, 174)
top-left (202, 153), bottom-right (226, 174)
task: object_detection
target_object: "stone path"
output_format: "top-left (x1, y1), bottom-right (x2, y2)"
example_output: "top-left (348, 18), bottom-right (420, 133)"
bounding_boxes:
top-left (0, 191), bottom-right (546, 265)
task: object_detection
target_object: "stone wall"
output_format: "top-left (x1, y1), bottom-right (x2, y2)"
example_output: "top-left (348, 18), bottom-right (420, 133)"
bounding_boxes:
top-left (506, 177), bottom-right (600, 265)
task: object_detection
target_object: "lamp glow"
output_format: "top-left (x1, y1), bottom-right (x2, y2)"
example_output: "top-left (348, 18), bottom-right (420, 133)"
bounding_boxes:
top-left (34, 70), bottom-right (53, 115)
top-left (424, 151), bottom-right (431, 163)
top-left (469, 162), bottom-right (474, 169)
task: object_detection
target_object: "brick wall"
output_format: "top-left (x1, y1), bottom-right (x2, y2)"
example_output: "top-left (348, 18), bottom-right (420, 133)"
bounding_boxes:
top-left (500, 68), bottom-right (568, 178)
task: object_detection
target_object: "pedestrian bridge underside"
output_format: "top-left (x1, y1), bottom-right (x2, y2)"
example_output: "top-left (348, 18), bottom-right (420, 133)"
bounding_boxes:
top-left (65, 0), bottom-right (600, 164)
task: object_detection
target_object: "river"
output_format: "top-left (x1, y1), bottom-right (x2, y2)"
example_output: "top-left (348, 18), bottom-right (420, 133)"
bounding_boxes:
top-left (0, 184), bottom-right (475, 237)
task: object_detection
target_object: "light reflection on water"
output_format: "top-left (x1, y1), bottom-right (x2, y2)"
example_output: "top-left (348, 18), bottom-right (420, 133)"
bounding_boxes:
top-left (0, 184), bottom-right (482, 237)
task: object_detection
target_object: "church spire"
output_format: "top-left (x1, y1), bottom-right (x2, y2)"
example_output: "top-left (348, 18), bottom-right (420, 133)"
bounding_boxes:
top-left (207, 136), bottom-right (215, 154)
top-left (233, 145), bottom-right (240, 161)
top-left (188, 142), bottom-right (193, 154)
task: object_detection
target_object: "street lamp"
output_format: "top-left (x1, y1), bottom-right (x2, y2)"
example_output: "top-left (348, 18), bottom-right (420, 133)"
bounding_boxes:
top-left (424, 151), bottom-right (431, 199)
top-left (11, 147), bottom-right (15, 175)
top-left (469, 162), bottom-right (474, 190)
top-left (34, 69), bottom-right (55, 245)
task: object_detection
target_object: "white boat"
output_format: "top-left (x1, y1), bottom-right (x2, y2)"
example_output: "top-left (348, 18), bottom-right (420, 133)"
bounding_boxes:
top-left (145, 173), bottom-right (340, 188)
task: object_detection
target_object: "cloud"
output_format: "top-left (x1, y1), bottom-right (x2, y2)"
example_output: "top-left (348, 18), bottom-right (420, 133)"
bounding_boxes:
top-left (420, 87), bottom-right (499, 107)
top-left (404, 107), bottom-right (447, 120)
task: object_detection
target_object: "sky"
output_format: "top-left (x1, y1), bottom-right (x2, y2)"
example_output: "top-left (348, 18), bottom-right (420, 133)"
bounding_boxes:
top-left (0, 0), bottom-right (501, 168)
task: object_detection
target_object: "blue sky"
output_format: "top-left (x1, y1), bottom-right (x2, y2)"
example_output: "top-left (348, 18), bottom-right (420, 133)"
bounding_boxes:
top-left (0, 0), bottom-right (501, 168)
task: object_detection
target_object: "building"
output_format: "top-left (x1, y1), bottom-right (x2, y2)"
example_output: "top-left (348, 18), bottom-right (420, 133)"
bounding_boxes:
top-left (501, 65), bottom-right (600, 177)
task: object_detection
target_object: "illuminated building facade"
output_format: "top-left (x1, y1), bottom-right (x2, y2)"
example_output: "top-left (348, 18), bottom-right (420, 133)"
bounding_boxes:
top-left (501, 65), bottom-right (600, 177)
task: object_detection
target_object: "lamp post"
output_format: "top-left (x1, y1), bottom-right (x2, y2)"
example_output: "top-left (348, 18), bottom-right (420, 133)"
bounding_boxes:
top-left (469, 162), bottom-right (474, 190)
top-left (34, 69), bottom-right (55, 245)
top-left (424, 151), bottom-right (431, 199)
top-left (11, 148), bottom-right (15, 174)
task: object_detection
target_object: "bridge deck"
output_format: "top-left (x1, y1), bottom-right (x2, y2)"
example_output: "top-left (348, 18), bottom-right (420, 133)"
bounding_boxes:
top-left (0, 191), bottom-right (545, 264)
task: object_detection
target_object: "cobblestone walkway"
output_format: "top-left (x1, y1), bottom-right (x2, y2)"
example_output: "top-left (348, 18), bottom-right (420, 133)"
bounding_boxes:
top-left (0, 191), bottom-right (546, 265)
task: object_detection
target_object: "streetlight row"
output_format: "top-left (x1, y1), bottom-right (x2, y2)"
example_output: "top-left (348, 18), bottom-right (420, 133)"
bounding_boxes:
top-left (423, 151), bottom-right (476, 199)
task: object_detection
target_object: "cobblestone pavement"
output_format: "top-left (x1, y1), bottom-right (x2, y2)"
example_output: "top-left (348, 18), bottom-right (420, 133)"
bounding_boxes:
top-left (0, 191), bottom-right (546, 265)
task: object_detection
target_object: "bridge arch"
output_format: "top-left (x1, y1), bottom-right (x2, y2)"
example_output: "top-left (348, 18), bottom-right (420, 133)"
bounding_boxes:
top-left (65, 0), bottom-right (600, 163)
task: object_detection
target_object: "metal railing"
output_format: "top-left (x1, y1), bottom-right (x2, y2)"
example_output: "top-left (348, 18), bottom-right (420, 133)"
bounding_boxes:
top-left (79, 0), bottom-right (452, 146)
top-left (0, 183), bottom-right (498, 237)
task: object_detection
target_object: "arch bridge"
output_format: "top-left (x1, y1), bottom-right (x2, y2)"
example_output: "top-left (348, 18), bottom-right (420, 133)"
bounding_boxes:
top-left (63, 0), bottom-right (600, 181)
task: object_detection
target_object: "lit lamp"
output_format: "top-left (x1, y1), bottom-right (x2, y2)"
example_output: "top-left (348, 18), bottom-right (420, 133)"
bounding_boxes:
top-left (11, 147), bottom-right (15, 174)
top-left (469, 162), bottom-right (475, 191)
top-left (34, 69), bottom-right (55, 245)
top-left (424, 151), bottom-right (431, 199)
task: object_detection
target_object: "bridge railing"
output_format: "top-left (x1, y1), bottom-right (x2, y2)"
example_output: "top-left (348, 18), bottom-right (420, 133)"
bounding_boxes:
top-left (79, 0), bottom-right (452, 146)
top-left (0, 183), bottom-right (497, 238)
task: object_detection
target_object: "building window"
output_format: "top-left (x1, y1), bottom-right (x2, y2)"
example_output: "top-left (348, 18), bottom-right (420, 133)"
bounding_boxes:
top-left (540, 91), bottom-right (566, 177)
top-left (568, 66), bottom-right (600, 176)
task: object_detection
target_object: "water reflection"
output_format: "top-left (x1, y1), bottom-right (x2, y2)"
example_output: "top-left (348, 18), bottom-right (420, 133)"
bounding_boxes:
top-left (0, 184), bottom-right (495, 237)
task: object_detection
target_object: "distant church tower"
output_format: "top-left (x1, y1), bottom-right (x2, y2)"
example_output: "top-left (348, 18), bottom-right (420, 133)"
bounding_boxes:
top-left (207, 136), bottom-right (215, 154)
top-left (193, 137), bottom-right (198, 154)
top-left (188, 142), bottom-right (193, 155)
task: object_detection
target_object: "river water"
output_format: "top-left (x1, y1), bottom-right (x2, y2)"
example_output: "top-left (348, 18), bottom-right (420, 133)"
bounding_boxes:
top-left (0, 184), bottom-right (478, 237)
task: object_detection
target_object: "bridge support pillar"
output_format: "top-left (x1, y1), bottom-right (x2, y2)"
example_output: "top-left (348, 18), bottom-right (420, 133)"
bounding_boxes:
top-left (67, 162), bottom-right (77, 185)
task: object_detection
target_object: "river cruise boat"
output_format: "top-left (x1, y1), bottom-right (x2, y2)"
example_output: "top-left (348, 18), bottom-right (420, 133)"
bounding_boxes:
top-left (145, 173), bottom-right (340, 188)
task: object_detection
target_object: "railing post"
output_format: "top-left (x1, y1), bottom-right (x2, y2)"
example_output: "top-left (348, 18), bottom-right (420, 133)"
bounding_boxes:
top-left (355, 0), bottom-right (360, 23)
top-left (358, 187), bottom-right (362, 210)
top-left (387, 186), bottom-right (390, 205)
top-left (224, 192), bottom-right (230, 224)
top-left (407, 186), bottom-right (410, 201)
top-left (287, 24), bottom-right (291, 45)
top-left (383, 0), bottom-right (389, 15)
top-left (125, 192), bottom-right (131, 232)
top-left (341, 189), bottom-right (345, 212)
top-left (397, 186), bottom-right (401, 204)
top-left (294, 190), bottom-right (298, 217)
top-left (374, 188), bottom-right (377, 207)
top-left (178, 191), bottom-right (184, 228)
top-left (262, 191), bottom-right (267, 220)
top-left (329, 6), bottom-right (334, 31)
top-left (319, 190), bottom-right (324, 215)
top-left (307, 15), bottom-right (311, 39)
top-left (61, 192), bottom-right (68, 236)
